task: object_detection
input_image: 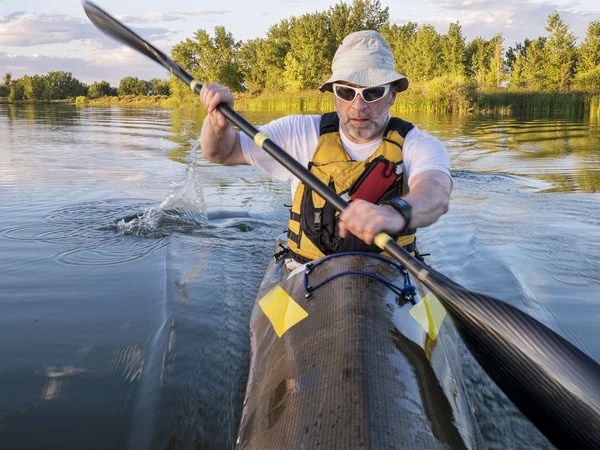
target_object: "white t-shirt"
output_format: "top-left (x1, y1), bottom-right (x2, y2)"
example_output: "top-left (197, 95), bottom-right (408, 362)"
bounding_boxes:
top-left (239, 114), bottom-right (450, 198)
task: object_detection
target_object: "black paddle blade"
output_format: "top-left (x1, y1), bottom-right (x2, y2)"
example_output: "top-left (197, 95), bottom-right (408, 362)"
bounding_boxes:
top-left (385, 239), bottom-right (600, 449)
top-left (82, 1), bottom-right (193, 85)
top-left (448, 286), bottom-right (600, 449)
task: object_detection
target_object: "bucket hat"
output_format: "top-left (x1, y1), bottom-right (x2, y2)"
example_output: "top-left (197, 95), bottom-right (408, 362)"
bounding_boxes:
top-left (320, 30), bottom-right (408, 93)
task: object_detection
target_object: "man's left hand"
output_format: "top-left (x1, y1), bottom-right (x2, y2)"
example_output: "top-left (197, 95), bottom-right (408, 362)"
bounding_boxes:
top-left (338, 200), bottom-right (406, 245)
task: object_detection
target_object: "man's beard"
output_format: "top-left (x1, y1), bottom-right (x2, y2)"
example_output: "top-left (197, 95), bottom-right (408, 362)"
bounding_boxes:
top-left (338, 109), bottom-right (389, 141)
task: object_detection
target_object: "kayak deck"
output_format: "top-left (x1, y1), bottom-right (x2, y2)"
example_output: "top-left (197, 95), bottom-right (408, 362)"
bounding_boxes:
top-left (237, 235), bottom-right (482, 449)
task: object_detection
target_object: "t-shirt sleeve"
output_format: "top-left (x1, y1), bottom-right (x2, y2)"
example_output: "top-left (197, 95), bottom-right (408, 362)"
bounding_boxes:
top-left (403, 126), bottom-right (451, 183)
top-left (239, 115), bottom-right (320, 182)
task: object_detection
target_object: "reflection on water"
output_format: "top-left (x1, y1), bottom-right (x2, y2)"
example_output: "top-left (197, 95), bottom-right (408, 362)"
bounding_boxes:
top-left (0, 103), bottom-right (599, 449)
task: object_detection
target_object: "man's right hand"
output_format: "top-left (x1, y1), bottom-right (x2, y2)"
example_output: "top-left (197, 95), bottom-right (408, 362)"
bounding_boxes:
top-left (200, 83), bottom-right (234, 129)
top-left (199, 83), bottom-right (247, 166)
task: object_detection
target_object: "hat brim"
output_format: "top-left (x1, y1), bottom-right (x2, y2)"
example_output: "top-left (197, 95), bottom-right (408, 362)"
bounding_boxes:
top-left (320, 68), bottom-right (408, 93)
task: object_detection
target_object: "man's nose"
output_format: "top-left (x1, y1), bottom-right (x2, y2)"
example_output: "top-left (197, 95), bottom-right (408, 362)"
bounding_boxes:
top-left (351, 93), bottom-right (368, 110)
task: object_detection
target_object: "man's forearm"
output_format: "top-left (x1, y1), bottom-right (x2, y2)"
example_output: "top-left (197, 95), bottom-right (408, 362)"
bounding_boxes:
top-left (403, 173), bottom-right (451, 229)
top-left (200, 117), bottom-right (239, 165)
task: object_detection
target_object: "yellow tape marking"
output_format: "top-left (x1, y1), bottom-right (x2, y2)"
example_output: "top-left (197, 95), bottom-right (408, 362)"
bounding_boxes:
top-left (258, 286), bottom-right (308, 337)
top-left (253, 132), bottom-right (269, 148)
top-left (189, 79), bottom-right (201, 91)
top-left (409, 292), bottom-right (447, 340)
top-left (374, 232), bottom-right (392, 250)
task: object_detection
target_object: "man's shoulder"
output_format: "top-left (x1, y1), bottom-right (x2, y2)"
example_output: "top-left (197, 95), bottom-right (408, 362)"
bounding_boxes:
top-left (268, 114), bottom-right (321, 130)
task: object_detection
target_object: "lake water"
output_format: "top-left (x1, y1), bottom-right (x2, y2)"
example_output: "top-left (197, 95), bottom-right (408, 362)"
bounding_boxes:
top-left (1, 104), bottom-right (599, 449)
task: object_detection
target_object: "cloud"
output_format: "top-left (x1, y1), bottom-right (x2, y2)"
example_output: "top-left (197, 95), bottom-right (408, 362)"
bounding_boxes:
top-left (116, 10), bottom-right (230, 24)
top-left (0, 12), bottom-right (173, 47)
top-left (0, 51), bottom-right (169, 85)
top-left (393, 0), bottom-right (600, 45)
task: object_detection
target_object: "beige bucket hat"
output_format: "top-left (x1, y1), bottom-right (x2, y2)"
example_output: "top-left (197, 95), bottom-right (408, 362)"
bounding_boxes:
top-left (320, 30), bottom-right (408, 93)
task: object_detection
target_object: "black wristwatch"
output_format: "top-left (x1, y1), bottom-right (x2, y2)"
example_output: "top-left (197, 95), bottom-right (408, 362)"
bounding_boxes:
top-left (383, 197), bottom-right (412, 232)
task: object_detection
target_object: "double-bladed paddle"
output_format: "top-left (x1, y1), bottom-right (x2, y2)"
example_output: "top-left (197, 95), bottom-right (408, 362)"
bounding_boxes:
top-left (82, 2), bottom-right (600, 448)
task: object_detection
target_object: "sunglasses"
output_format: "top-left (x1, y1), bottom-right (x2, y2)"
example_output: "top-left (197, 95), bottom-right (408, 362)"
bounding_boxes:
top-left (332, 83), bottom-right (391, 103)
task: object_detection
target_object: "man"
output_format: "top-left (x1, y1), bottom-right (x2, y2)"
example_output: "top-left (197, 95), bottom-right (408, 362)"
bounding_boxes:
top-left (199, 30), bottom-right (451, 263)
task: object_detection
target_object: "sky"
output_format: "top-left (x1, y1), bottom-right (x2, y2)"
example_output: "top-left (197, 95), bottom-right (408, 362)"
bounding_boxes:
top-left (1, 0), bottom-right (600, 85)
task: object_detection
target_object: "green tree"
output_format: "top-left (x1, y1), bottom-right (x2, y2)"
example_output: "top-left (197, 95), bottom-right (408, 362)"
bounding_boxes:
top-left (578, 21), bottom-right (600, 73)
top-left (544, 10), bottom-right (577, 91)
top-left (171, 25), bottom-right (244, 94)
top-left (442, 22), bottom-right (466, 77)
top-left (380, 22), bottom-right (417, 77)
top-left (22, 75), bottom-right (46, 100)
top-left (466, 37), bottom-right (493, 87)
top-left (486, 34), bottom-right (504, 89)
top-left (88, 81), bottom-right (116, 98)
top-left (149, 78), bottom-right (170, 95)
top-left (283, 12), bottom-right (331, 90)
top-left (8, 79), bottom-right (25, 102)
top-left (44, 71), bottom-right (87, 99)
top-left (118, 77), bottom-right (140, 95)
top-left (404, 25), bottom-right (443, 81)
top-left (521, 37), bottom-right (548, 90)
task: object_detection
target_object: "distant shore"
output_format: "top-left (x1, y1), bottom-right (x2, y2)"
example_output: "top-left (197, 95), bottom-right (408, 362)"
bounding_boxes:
top-left (3, 90), bottom-right (599, 117)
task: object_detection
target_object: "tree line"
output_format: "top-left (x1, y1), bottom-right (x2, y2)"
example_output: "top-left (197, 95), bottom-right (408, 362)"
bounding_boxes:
top-left (169, 0), bottom-right (600, 98)
top-left (0, 72), bottom-right (171, 102)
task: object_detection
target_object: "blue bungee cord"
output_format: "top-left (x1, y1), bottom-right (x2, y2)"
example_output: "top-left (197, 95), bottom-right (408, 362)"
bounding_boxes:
top-left (303, 252), bottom-right (417, 305)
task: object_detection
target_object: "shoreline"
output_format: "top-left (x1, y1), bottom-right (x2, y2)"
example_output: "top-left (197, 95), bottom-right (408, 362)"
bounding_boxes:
top-left (2, 91), bottom-right (599, 117)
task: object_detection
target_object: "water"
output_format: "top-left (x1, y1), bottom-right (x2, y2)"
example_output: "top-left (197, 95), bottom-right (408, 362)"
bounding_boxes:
top-left (1, 104), bottom-right (599, 449)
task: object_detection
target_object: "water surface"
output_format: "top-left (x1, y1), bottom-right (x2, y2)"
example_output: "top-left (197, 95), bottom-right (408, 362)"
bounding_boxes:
top-left (1, 104), bottom-right (599, 449)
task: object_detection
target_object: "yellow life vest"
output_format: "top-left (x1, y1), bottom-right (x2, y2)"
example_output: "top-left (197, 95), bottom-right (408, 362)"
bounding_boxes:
top-left (287, 112), bottom-right (416, 262)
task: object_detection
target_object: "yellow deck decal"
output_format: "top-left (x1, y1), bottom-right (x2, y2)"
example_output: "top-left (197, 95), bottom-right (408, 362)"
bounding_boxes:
top-left (409, 292), bottom-right (447, 340)
top-left (258, 286), bottom-right (308, 337)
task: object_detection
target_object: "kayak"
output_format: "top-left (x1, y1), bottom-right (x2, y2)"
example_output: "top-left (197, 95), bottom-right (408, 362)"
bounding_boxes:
top-left (236, 234), bottom-right (483, 449)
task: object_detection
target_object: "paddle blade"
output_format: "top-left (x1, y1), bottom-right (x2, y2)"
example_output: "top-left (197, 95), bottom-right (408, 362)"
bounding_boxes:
top-left (82, 1), bottom-right (192, 84)
top-left (437, 282), bottom-right (600, 449)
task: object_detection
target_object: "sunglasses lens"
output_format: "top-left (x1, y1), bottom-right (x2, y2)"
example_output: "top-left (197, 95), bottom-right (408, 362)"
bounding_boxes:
top-left (362, 86), bottom-right (387, 102)
top-left (334, 85), bottom-right (356, 102)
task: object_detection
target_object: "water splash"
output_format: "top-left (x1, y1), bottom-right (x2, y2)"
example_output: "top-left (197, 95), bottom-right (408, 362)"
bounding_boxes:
top-left (108, 146), bottom-right (208, 237)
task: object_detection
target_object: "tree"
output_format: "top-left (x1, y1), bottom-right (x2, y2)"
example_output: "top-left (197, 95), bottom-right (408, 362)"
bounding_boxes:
top-left (520, 38), bottom-right (548, 90)
top-left (88, 81), bottom-right (116, 99)
top-left (578, 21), bottom-right (600, 74)
top-left (544, 10), bottom-right (577, 91)
top-left (171, 26), bottom-right (244, 93)
top-left (380, 22), bottom-right (417, 77)
top-left (149, 78), bottom-right (170, 95)
top-left (283, 12), bottom-right (331, 90)
top-left (442, 22), bottom-right (466, 77)
top-left (118, 77), bottom-right (140, 95)
top-left (466, 37), bottom-right (493, 87)
top-left (22, 75), bottom-right (46, 100)
top-left (8, 79), bottom-right (24, 102)
top-left (44, 71), bottom-right (87, 99)
top-left (486, 34), bottom-right (504, 89)
top-left (404, 25), bottom-right (443, 81)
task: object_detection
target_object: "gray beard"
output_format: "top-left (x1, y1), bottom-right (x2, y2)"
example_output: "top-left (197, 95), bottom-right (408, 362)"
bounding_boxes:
top-left (338, 110), bottom-right (389, 141)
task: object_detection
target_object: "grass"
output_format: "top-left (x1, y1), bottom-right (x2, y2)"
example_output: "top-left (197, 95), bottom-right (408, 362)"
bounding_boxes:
top-left (86, 95), bottom-right (171, 107)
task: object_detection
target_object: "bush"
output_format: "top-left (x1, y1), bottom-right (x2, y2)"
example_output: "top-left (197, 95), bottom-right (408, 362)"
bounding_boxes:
top-left (75, 96), bottom-right (87, 106)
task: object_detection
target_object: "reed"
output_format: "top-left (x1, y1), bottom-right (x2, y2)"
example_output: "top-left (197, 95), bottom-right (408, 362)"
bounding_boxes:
top-left (86, 95), bottom-right (171, 107)
top-left (476, 91), bottom-right (590, 117)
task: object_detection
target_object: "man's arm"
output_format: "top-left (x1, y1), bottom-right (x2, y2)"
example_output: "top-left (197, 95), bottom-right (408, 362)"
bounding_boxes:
top-left (401, 169), bottom-right (451, 229)
top-left (338, 170), bottom-right (451, 245)
top-left (199, 83), bottom-right (248, 166)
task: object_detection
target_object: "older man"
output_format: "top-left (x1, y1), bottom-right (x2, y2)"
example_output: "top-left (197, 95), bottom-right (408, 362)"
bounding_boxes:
top-left (199, 30), bottom-right (451, 263)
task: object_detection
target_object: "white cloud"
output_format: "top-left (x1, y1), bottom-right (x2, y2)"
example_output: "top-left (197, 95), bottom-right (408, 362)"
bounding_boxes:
top-left (393, 0), bottom-right (600, 45)
top-left (116, 10), bottom-right (230, 24)
top-left (0, 12), bottom-right (172, 47)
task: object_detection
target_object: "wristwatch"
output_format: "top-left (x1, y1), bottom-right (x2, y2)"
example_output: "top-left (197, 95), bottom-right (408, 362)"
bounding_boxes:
top-left (383, 197), bottom-right (412, 233)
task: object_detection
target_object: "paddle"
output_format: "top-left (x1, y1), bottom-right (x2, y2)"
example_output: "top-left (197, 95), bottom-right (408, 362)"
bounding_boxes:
top-left (82, 2), bottom-right (600, 448)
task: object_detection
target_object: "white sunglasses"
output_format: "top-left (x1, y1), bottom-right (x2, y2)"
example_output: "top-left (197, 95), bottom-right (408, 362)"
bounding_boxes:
top-left (332, 83), bottom-right (391, 103)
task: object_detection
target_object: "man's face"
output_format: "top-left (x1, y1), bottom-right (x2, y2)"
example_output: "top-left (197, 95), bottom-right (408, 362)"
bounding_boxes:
top-left (334, 82), bottom-right (397, 143)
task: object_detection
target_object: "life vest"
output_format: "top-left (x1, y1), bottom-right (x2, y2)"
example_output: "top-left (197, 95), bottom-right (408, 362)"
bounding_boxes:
top-left (287, 112), bottom-right (416, 262)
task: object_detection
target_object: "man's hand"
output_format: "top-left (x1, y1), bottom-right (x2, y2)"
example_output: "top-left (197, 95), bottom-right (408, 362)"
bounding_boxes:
top-left (338, 200), bottom-right (406, 245)
top-left (199, 83), bottom-right (246, 166)
top-left (200, 83), bottom-right (234, 129)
